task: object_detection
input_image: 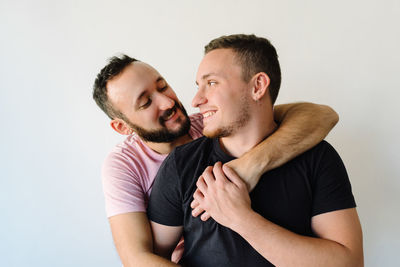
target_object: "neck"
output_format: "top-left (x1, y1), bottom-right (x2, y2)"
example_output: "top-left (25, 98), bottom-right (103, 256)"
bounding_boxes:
top-left (219, 111), bottom-right (277, 158)
top-left (144, 134), bottom-right (193, 155)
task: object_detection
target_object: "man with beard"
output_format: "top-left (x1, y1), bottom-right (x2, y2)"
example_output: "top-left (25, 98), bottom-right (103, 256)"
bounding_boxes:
top-left (93, 55), bottom-right (339, 266)
top-left (147, 34), bottom-right (363, 266)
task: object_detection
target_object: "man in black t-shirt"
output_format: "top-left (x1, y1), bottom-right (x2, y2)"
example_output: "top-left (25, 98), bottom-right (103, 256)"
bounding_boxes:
top-left (148, 34), bottom-right (363, 266)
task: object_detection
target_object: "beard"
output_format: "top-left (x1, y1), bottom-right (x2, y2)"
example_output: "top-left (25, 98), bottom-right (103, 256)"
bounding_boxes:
top-left (203, 95), bottom-right (250, 139)
top-left (126, 102), bottom-right (191, 143)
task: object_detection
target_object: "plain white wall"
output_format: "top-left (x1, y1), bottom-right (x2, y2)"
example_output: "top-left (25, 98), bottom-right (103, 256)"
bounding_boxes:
top-left (1, 0), bottom-right (399, 266)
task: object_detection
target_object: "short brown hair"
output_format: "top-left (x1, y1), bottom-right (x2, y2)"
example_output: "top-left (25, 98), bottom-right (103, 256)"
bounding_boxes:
top-left (93, 54), bottom-right (138, 119)
top-left (205, 34), bottom-right (281, 104)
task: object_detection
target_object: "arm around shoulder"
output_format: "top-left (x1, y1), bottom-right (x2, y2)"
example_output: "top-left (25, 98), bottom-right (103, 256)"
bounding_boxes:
top-left (225, 102), bottom-right (339, 191)
top-left (266, 102), bottom-right (339, 167)
top-left (274, 102), bottom-right (339, 137)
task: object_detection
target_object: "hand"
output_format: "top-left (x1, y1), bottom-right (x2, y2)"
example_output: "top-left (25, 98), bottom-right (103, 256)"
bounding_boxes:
top-left (191, 193), bottom-right (211, 221)
top-left (190, 164), bottom-right (227, 221)
top-left (192, 162), bottom-right (252, 229)
top-left (190, 164), bottom-right (221, 221)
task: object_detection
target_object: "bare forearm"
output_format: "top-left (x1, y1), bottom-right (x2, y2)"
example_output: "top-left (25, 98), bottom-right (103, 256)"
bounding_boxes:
top-left (149, 222), bottom-right (184, 267)
top-left (226, 102), bottom-right (338, 191)
top-left (233, 211), bottom-right (362, 267)
top-left (109, 213), bottom-right (180, 267)
top-left (265, 102), bottom-right (338, 171)
top-left (114, 235), bottom-right (180, 267)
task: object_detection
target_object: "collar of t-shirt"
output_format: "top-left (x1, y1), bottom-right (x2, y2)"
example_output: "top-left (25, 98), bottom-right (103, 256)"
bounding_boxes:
top-left (212, 138), bottom-right (236, 163)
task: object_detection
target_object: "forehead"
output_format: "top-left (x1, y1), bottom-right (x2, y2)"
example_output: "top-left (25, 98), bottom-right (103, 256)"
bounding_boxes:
top-left (111, 62), bottom-right (160, 91)
top-left (107, 62), bottom-right (161, 103)
top-left (196, 48), bottom-right (242, 81)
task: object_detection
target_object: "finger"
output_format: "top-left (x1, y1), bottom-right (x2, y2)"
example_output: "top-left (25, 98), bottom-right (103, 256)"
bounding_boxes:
top-left (222, 164), bottom-right (246, 188)
top-left (196, 176), bottom-right (208, 194)
top-left (200, 211), bottom-right (211, 221)
top-left (190, 198), bottom-right (199, 209)
top-left (202, 166), bottom-right (216, 186)
top-left (192, 205), bottom-right (206, 217)
top-left (193, 188), bottom-right (204, 202)
top-left (213, 161), bottom-right (228, 182)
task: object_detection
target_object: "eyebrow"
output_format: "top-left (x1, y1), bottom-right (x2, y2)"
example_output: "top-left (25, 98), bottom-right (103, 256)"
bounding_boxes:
top-left (195, 73), bottom-right (218, 85)
top-left (136, 76), bottom-right (165, 103)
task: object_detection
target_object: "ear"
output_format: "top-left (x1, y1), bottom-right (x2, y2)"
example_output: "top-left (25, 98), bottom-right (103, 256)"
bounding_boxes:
top-left (110, 118), bottom-right (132, 135)
top-left (251, 72), bottom-right (270, 101)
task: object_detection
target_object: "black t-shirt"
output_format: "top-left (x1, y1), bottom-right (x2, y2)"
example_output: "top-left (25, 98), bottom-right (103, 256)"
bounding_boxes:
top-left (148, 138), bottom-right (356, 267)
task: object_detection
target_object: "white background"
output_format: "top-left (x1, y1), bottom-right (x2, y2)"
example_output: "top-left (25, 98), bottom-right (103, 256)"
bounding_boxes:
top-left (1, 0), bottom-right (399, 266)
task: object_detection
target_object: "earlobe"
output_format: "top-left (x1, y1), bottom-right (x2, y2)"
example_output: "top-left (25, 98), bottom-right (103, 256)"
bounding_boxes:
top-left (251, 73), bottom-right (270, 101)
top-left (110, 119), bottom-right (132, 135)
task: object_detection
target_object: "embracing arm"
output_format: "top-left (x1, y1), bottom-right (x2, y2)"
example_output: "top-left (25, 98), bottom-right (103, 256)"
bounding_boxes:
top-left (149, 221), bottom-right (183, 260)
top-left (226, 102), bottom-right (339, 191)
top-left (109, 212), bottom-right (180, 267)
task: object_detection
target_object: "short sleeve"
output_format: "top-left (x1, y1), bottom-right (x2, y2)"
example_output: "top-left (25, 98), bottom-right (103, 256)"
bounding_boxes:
top-left (102, 152), bottom-right (147, 217)
top-left (147, 152), bottom-right (183, 226)
top-left (311, 141), bottom-right (356, 217)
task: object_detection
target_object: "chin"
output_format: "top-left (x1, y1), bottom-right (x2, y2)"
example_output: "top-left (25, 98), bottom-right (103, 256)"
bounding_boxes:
top-left (203, 127), bottom-right (213, 138)
top-left (203, 123), bottom-right (234, 139)
top-left (203, 128), bottom-right (222, 139)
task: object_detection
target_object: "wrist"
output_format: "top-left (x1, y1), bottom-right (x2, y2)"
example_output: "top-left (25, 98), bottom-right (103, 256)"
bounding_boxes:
top-left (242, 152), bottom-right (268, 190)
top-left (229, 208), bottom-right (257, 233)
top-left (251, 145), bottom-right (271, 171)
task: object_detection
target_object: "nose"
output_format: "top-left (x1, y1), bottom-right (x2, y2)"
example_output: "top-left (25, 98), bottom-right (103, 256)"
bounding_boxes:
top-left (155, 92), bottom-right (175, 110)
top-left (192, 87), bottom-right (207, 108)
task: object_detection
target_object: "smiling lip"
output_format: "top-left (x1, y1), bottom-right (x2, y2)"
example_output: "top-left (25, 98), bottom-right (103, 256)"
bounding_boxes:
top-left (162, 109), bottom-right (181, 126)
top-left (202, 110), bottom-right (216, 119)
top-left (164, 109), bottom-right (176, 120)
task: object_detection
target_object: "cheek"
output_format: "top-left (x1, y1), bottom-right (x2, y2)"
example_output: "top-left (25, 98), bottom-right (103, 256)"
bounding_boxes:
top-left (165, 88), bottom-right (178, 100)
top-left (213, 91), bottom-right (230, 108)
top-left (207, 89), bottom-right (219, 103)
top-left (137, 108), bottom-right (160, 124)
top-left (150, 107), bottom-right (161, 121)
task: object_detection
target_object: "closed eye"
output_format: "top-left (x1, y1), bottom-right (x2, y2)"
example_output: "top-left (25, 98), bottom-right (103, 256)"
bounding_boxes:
top-left (139, 98), bottom-right (152, 109)
top-left (158, 85), bottom-right (168, 92)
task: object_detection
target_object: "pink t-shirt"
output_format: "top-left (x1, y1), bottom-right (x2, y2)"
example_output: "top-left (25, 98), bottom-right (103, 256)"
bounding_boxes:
top-left (102, 113), bottom-right (204, 217)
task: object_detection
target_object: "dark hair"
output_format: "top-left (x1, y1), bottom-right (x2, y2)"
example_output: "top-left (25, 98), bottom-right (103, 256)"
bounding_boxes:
top-left (205, 34), bottom-right (281, 104)
top-left (93, 54), bottom-right (138, 119)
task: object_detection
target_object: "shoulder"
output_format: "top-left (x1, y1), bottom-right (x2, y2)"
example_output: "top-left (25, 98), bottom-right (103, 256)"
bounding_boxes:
top-left (307, 141), bottom-right (355, 216)
top-left (104, 134), bottom-right (164, 171)
top-left (293, 140), bottom-right (339, 163)
top-left (189, 113), bottom-right (204, 139)
top-left (189, 112), bottom-right (203, 124)
top-left (172, 136), bottom-right (211, 161)
top-left (102, 134), bottom-right (163, 190)
top-left (304, 140), bottom-right (335, 154)
top-left (281, 140), bottom-right (347, 183)
top-left (158, 136), bottom-right (212, 178)
top-left (102, 136), bottom-right (155, 216)
top-left (302, 140), bottom-right (344, 167)
top-left (103, 136), bottom-right (142, 175)
top-left (311, 140), bottom-right (337, 154)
